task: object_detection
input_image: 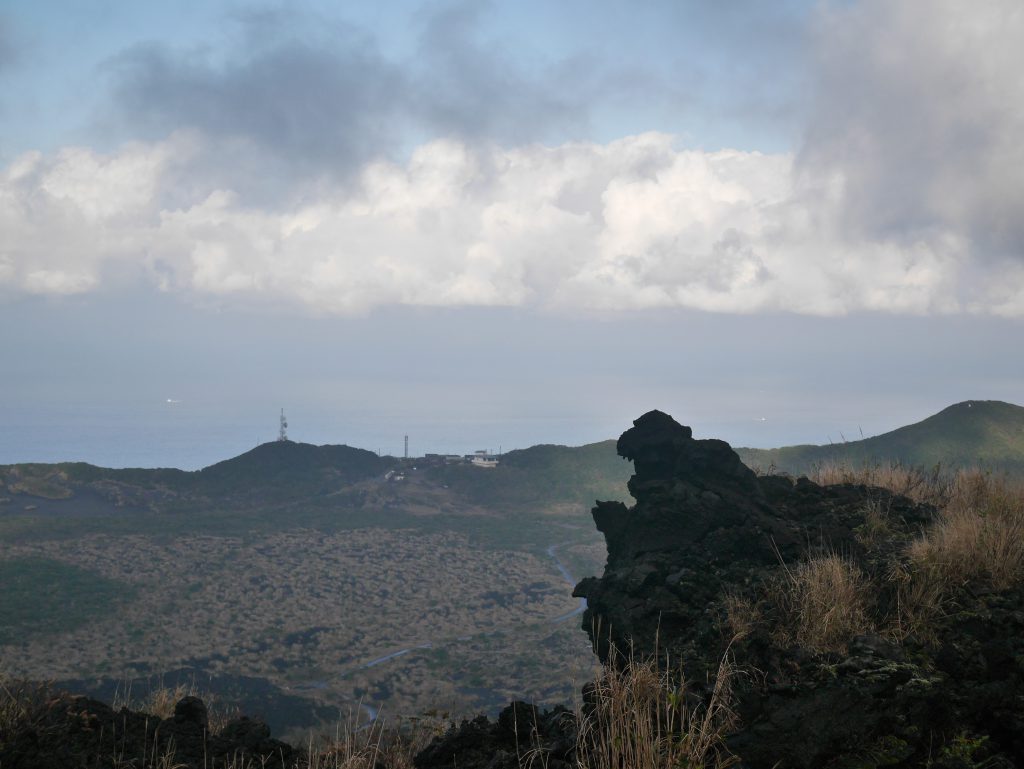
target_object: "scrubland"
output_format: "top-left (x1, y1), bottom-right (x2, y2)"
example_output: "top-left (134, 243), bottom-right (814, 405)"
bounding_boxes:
top-left (0, 525), bottom-right (603, 738)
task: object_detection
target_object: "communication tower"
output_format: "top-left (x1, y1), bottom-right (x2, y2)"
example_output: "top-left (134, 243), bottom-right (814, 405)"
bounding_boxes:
top-left (278, 408), bottom-right (288, 442)
top-left (404, 435), bottom-right (409, 459)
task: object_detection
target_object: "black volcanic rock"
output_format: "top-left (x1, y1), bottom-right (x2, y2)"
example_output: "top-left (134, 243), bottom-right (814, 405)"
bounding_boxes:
top-left (576, 410), bottom-right (807, 665)
top-left (414, 702), bottom-right (576, 769)
top-left (572, 410), bottom-right (1024, 769)
top-left (0, 693), bottom-right (293, 769)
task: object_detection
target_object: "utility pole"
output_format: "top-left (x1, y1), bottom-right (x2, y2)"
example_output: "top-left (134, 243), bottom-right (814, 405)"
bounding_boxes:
top-left (278, 408), bottom-right (288, 442)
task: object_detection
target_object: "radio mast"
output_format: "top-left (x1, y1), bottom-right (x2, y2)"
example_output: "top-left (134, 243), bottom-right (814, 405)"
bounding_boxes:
top-left (278, 408), bottom-right (288, 442)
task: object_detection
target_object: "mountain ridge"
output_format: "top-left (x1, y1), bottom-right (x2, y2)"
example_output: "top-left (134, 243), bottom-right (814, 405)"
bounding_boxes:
top-left (736, 399), bottom-right (1024, 477)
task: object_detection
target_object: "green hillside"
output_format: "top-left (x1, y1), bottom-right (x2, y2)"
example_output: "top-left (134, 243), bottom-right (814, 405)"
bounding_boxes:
top-left (737, 400), bottom-right (1024, 477)
top-left (426, 440), bottom-right (633, 513)
top-left (0, 438), bottom-right (632, 519)
top-left (0, 441), bottom-right (396, 510)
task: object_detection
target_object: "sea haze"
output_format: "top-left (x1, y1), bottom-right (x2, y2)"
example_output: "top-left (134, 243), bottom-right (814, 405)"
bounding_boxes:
top-left (3, 296), bottom-right (1023, 469)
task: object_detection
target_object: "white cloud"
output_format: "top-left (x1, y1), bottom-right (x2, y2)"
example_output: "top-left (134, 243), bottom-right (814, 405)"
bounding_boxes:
top-left (2, 0), bottom-right (1023, 316)
top-left (0, 128), bottom-right (1016, 315)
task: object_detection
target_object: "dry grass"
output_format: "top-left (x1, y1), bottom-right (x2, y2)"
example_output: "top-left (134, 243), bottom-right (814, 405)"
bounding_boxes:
top-left (809, 460), bottom-right (954, 507)
top-left (569, 645), bottom-right (738, 769)
top-left (113, 679), bottom-right (234, 735)
top-left (300, 710), bottom-right (440, 769)
top-left (771, 552), bottom-right (873, 653)
top-left (0, 677), bottom-right (51, 747)
top-left (811, 464), bottom-right (1024, 642)
top-left (902, 471), bottom-right (1024, 598)
top-left (721, 592), bottom-right (760, 641)
top-left (854, 499), bottom-right (896, 548)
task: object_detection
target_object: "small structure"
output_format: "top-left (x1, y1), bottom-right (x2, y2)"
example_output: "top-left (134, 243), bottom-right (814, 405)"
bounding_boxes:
top-left (466, 450), bottom-right (500, 468)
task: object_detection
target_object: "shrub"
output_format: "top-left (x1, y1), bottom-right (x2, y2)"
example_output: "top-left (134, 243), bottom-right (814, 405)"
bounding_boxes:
top-left (571, 645), bottom-right (738, 769)
top-left (721, 592), bottom-right (760, 641)
top-left (771, 552), bottom-right (873, 653)
top-left (905, 471), bottom-right (1024, 592)
top-left (810, 460), bottom-right (954, 507)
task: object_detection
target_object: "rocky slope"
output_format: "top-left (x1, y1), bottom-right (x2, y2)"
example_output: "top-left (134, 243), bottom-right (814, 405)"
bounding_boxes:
top-left (0, 691), bottom-right (293, 769)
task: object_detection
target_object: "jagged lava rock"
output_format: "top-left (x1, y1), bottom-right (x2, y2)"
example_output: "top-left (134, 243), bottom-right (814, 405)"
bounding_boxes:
top-left (0, 693), bottom-right (294, 769)
top-left (575, 410), bottom-right (810, 665)
top-left (573, 410), bottom-right (1024, 769)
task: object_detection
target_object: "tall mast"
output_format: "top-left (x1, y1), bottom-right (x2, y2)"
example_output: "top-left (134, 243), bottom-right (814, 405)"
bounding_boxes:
top-left (278, 408), bottom-right (288, 442)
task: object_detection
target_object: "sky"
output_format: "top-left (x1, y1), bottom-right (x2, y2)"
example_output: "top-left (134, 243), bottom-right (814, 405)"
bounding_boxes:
top-left (1, 0), bottom-right (1023, 468)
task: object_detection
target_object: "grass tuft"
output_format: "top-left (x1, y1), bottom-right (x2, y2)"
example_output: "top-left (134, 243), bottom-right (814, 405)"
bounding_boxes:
top-left (570, 644), bottom-right (738, 769)
top-left (919, 472), bottom-right (1024, 588)
top-left (809, 460), bottom-right (954, 507)
top-left (770, 551), bottom-right (873, 653)
top-left (809, 464), bottom-right (1024, 643)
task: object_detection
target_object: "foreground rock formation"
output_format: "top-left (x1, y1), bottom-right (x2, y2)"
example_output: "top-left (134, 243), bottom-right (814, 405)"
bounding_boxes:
top-left (420, 410), bottom-right (1024, 768)
top-left (0, 691), bottom-right (293, 769)
top-left (571, 410), bottom-right (1024, 768)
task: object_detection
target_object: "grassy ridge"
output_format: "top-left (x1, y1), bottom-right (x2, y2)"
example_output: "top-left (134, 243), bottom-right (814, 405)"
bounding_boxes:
top-left (737, 400), bottom-right (1024, 477)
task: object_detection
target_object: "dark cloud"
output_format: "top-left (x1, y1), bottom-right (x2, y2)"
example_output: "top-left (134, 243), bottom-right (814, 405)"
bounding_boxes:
top-left (98, 0), bottom-right (817, 186)
top-left (106, 33), bottom-right (408, 177)
top-left (101, 3), bottom-right (605, 180)
top-left (797, 0), bottom-right (1024, 262)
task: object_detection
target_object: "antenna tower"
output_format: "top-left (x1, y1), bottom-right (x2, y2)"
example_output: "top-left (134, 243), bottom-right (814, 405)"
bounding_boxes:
top-left (404, 435), bottom-right (409, 459)
top-left (278, 408), bottom-right (288, 442)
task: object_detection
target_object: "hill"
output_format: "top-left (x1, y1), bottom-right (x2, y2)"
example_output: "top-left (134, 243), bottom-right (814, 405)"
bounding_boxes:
top-left (0, 436), bottom-right (631, 733)
top-left (736, 400), bottom-right (1024, 477)
top-left (0, 438), bottom-right (632, 519)
top-left (0, 441), bottom-right (395, 511)
top-left (425, 440), bottom-right (633, 514)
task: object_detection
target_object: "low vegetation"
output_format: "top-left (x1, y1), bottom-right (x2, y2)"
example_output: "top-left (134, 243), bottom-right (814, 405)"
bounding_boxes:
top-left (2, 653), bottom-right (739, 769)
top-left (0, 527), bottom-right (601, 735)
top-left (570, 645), bottom-right (737, 769)
top-left (738, 399), bottom-right (1024, 480)
top-left (734, 462), bottom-right (1024, 651)
top-left (769, 551), bottom-right (872, 653)
top-left (0, 556), bottom-right (133, 644)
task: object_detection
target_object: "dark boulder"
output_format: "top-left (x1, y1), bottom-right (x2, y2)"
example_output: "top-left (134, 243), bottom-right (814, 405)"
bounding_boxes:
top-left (0, 693), bottom-right (294, 769)
top-left (413, 701), bottom-right (575, 769)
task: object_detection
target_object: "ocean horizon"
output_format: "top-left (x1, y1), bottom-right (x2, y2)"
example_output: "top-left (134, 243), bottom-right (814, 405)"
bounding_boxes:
top-left (0, 399), bottom-right (823, 471)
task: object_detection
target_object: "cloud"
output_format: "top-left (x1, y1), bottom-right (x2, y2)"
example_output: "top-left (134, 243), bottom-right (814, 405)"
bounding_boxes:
top-left (0, 131), bottom-right (1008, 315)
top-left (799, 0), bottom-right (1024, 266)
top-left (407, 1), bottom-right (593, 145)
top-left (2, 0), bottom-right (1022, 317)
top-left (106, 33), bottom-right (407, 181)
top-left (101, 2), bottom-right (599, 189)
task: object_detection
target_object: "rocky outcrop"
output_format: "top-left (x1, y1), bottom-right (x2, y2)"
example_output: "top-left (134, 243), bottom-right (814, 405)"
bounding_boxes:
top-left (414, 701), bottom-right (576, 769)
top-left (571, 410), bottom-right (1024, 769)
top-left (573, 410), bottom-right (932, 667)
top-left (0, 692), bottom-right (293, 769)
